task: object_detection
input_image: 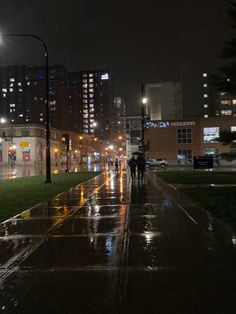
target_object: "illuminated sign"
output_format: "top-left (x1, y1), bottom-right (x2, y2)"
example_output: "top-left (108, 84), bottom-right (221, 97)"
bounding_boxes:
top-left (145, 121), bottom-right (196, 129)
top-left (101, 73), bottom-right (109, 80)
top-left (20, 141), bottom-right (29, 148)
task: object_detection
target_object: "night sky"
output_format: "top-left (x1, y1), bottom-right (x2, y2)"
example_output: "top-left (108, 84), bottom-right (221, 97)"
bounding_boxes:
top-left (0, 0), bottom-right (231, 114)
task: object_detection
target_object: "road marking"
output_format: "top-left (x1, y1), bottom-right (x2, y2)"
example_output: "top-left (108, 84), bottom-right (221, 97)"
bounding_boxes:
top-left (148, 173), bottom-right (198, 226)
top-left (169, 184), bottom-right (177, 190)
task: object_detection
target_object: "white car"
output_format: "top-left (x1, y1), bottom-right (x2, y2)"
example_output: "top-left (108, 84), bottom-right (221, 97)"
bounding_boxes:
top-left (146, 158), bottom-right (168, 168)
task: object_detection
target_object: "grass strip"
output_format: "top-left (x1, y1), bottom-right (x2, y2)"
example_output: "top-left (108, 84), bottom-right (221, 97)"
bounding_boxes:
top-left (157, 171), bottom-right (236, 184)
top-left (0, 171), bottom-right (100, 222)
top-left (183, 187), bottom-right (236, 226)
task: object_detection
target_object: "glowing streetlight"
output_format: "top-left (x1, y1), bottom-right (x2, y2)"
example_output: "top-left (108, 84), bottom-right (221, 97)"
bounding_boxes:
top-left (0, 117), bottom-right (6, 124)
top-left (142, 97), bottom-right (148, 104)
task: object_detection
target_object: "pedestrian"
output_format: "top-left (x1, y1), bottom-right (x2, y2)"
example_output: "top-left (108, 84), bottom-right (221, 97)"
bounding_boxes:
top-left (136, 154), bottom-right (146, 180)
top-left (115, 158), bottom-right (119, 172)
top-left (128, 156), bottom-right (136, 179)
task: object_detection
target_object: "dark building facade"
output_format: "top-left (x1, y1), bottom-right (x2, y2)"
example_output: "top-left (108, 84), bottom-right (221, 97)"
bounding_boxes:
top-left (0, 66), bottom-right (113, 139)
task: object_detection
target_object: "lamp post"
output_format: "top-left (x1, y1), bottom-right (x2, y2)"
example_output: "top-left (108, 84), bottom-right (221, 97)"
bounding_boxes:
top-left (141, 83), bottom-right (147, 155)
top-left (2, 34), bottom-right (51, 182)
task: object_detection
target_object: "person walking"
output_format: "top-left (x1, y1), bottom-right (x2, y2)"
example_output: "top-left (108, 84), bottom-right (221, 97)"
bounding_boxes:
top-left (136, 154), bottom-right (146, 181)
top-left (128, 156), bottom-right (137, 180)
top-left (115, 158), bottom-right (119, 172)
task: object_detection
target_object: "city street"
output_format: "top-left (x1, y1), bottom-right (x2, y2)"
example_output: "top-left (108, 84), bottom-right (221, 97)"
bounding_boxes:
top-left (0, 169), bottom-right (236, 313)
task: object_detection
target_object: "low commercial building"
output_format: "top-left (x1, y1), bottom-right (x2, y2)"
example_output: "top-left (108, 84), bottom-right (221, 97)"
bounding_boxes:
top-left (144, 116), bottom-right (236, 165)
top-left (0, 124), bottom-right (100, 166)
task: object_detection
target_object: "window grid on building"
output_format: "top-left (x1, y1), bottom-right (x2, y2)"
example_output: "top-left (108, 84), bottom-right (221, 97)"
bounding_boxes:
top-left (177, 128), bottom-right (192, 143)
top-left (177, 149), bottom-right (192, 164)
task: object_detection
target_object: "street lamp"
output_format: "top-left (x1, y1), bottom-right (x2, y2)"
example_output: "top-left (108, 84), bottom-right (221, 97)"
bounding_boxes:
top-left (141, 83), bottom-right (147, 155)
top-left (1, 33), bottom-right (51, 183)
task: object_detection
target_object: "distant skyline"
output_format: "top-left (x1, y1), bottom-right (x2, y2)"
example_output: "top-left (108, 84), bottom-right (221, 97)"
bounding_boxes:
top-left (0, 0), bottom-right (231, 114)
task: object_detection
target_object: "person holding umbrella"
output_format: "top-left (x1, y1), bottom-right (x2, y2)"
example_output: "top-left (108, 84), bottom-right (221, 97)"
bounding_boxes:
top-left (128, 155), bottom-right (137, 179)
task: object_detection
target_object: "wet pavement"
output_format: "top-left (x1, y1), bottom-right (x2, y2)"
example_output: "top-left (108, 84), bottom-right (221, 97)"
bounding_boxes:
top-left (0, 170), bottom-right (236, 313)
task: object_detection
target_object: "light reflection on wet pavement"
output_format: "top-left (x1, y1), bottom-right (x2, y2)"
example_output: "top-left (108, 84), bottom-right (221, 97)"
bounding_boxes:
top-left (0, 170), bottom-right (236, 313)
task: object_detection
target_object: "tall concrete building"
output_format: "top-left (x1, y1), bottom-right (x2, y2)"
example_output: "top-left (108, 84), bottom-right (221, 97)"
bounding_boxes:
top-left (70, 70), bottom-right (113, 139)
top-left (0, 65), bottom-right (75, 131)
top-left (110, 97), bottom-right (126, 138)
top-left (144, 82), bottom-right (183, 120)
top-left (0, 66), bottom-right (113, 139)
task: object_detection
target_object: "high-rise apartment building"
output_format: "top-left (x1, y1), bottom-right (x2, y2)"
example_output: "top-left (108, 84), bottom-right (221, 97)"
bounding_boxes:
top-left (0, 66), bottom-right (113, 139)
top-left (72, 70), bottom-right (112, 139)
top-left (110, 97), bottom-right (126, 138)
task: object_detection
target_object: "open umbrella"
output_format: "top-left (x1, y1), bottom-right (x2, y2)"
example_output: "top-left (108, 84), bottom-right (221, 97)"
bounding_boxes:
top-left (131, 151), bottom-right (143, 156)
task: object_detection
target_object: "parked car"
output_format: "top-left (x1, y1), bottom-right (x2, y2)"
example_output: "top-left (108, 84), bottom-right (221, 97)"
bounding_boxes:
top-left (146, 158), bottom-right (168, 168)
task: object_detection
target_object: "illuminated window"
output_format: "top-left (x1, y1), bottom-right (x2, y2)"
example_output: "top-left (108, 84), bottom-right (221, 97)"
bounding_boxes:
top-left (9, 104), bottom-right (15, 108)
top-left (177, 149), bottom-right (192, 164)
top-left (231, 126), bottom-right (236, 132)
top-left (204, 148), bottom-right (220, 163)
top-left (204, 104), bottom-right (208, 108)
top-left (83, 94), bottom-right (88, 99)
top-left (221, 100), bottom-right (231, 105)
top-left (89, 88), bottom-right (94, 93)
top-left (83, 99), bottom-right (88, 103)
top-left (3, 94), bottom-right (6, 98)
top-left (27, 82), bottom-right (30, 86)
top-left (34, 97), bottom-right (38, 101)
top-left (203, 83), bottom-right (208, 88)
top-left (18, 82), bottom-right (22, 86)
top-left (203, 94), bottom-right (208, 98)
top-left (89, 84), bottom-right (94, 88)
top-left (9, 88), bottom-right (13, 92)
top-left (89, 78), bottom-right (94, 83)
top-left (232, 100), bottom-right (236, 104)
top-left (82, 79), bottom-right (87, 83)
top-left (2, 88), bottom-right (7, 92)
top-left (83, 84), bottom-right (88, 88)
top-left (177, 129), bottom-right (192, 143)
top-left (89, 94), bottom-right (94, 98)
top-left (89, 73), bottom-right (94, 77)
top-left (82, 74), bottom-right (87, 77)
top-left (203, 127), bottom-right (219, 143)
top-left (10, 78), bottom-right (15, 82)
top-left (204, 114), bottom-right (208, 118)
top-left (18, 114), bottom-right (23, 117)
top-left (203, 73), bottom-right (207, 77)
top-left (221, 110), bottom-right (232, 115)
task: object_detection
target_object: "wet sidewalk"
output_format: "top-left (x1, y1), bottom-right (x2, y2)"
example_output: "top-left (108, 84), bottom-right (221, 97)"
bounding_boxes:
top-left (0, 170), bottom-right (236, 313)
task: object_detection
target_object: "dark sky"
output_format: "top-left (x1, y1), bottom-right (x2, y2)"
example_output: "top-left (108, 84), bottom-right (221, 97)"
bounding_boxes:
top-left (0, 0), bottom-right (231, 114)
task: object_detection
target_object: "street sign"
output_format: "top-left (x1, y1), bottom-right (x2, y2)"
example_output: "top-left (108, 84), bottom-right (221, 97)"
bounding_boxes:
top-left (193, 156), bottom-right (213, 169)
